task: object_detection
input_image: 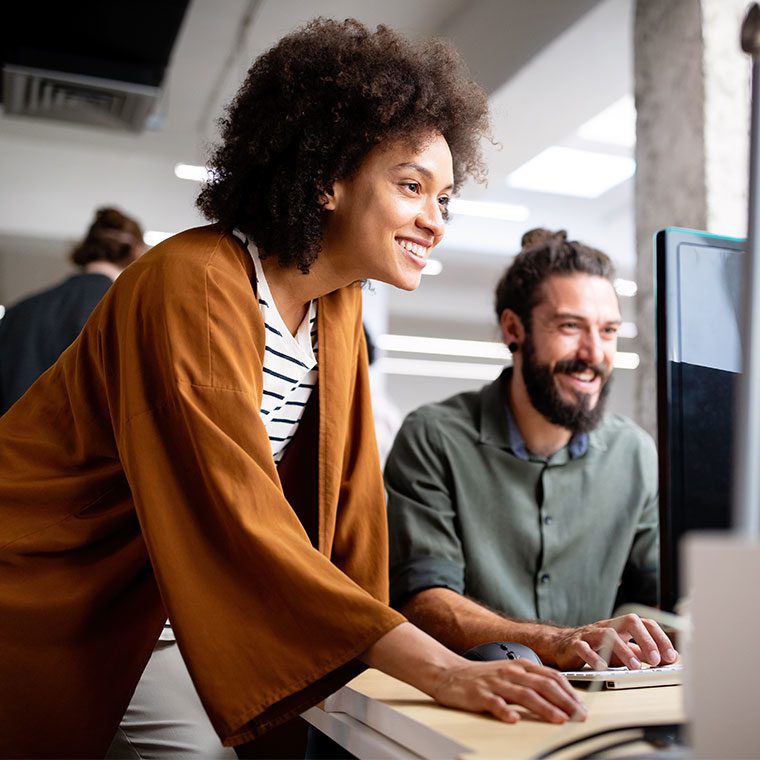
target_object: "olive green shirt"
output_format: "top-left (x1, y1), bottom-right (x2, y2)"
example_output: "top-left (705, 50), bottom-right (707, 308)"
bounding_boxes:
top-left (385, 368), bottom-right (659, 627)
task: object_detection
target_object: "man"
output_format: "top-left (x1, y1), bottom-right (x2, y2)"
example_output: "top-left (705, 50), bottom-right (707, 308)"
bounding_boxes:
top-left (385, 228), bottom-right (677, 671)
top-left (0, 206), bottom-right (145, 414)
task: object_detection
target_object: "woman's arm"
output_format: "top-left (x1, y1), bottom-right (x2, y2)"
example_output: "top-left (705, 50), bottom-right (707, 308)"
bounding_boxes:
top-left (360, 622), bottom-right (586, 724)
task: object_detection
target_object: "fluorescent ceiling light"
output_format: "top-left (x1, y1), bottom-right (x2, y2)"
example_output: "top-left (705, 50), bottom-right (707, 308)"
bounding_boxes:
top-left (378, 353), bottom-right (640, 380)
top-left (619, 322), bottom-right (638, 339)
top-left (614, 351), bottom-right (640, 369)
top-left (377, 334), bottom-right (509, 360)
top-left (448, 198), bottom-right (530, 222)
top-left (506, 146), bottom-right (636, 198)
top-left (614, 278), bottom-right (638, 297)
top-left (174, 163), bottom-right (209, 182)
top-left (378, 329), bottom-right (638, 364)
top-left (378, 357), bottom-right (504, 381)
top-left (577, 95), bottom-right (636, 148)
top-left (422, 259), bottom-right (443, 276)
top-left (144, 230), bottom-right (174, 247)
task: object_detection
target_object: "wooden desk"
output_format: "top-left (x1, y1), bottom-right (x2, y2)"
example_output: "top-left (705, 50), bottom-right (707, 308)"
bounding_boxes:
top-left (302, 669), bottom-right (684, 759)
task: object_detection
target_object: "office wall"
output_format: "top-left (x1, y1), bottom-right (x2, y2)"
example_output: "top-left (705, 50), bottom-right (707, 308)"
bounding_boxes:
top-left (0, 235), bottom-right (73, 305)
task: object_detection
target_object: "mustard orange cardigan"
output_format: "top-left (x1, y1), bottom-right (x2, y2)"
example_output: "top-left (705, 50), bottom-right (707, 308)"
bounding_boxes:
top-left (0, 226), bottom-right (404, 756)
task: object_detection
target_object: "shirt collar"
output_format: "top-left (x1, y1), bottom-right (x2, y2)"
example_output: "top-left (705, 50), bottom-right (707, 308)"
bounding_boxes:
top-left (479, 367), bottom-right (589, 462)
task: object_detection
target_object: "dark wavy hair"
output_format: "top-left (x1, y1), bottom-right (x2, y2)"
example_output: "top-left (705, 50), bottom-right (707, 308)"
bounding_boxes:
top-left (197, 18), bottom-right (490, 273)
top-left (69, 207), bottom-right (144, 268)
top-left (494, 228), bottom-right (616, 327)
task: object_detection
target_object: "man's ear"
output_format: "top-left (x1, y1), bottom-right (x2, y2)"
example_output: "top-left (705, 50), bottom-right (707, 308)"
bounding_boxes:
top-left (499, 309), bottom-right (525, 351)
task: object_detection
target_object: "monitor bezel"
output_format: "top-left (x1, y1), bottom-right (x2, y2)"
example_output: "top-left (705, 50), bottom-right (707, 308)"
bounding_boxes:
top-left (654, 226), bottom-right (746, 612)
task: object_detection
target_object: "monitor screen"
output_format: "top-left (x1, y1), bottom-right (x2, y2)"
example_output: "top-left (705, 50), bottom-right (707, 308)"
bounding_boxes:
top-left (655, 227), bottom-right (745, 612)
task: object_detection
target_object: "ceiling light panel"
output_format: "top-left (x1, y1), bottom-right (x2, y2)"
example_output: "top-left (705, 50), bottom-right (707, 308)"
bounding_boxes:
top-left (174, 163), bottom-right (208, 181)
top-left (377, 334), bottom-right (509, 360)
top-left (577, 94), bottom-right (636, 148)
top-left (448, 198), bottom-right (530, 222)
top-left (506, 146), bottom-right (636, 198)
top-left (614, 278), bottom-right (638, 297)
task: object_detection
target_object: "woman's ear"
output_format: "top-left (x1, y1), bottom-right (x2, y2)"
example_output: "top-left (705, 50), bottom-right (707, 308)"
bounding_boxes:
top-left (319, 183), bottom-right (338, 211)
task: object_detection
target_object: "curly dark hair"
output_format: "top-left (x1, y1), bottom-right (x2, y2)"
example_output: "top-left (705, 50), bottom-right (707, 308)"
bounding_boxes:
top-left (70, 207), bottom-right (143, 267)
top-left (494, 228), bottom-right (617, 328)
top-left (197, 17), bottom-right (490, 273)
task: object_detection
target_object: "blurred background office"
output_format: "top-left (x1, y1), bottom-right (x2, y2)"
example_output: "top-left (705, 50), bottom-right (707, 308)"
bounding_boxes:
top-left (0, 0), bottom-right (750, 436)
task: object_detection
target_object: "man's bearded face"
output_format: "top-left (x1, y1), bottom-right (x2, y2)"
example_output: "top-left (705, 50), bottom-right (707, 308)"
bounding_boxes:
top-left (521, 331), bottom-right (612, 434)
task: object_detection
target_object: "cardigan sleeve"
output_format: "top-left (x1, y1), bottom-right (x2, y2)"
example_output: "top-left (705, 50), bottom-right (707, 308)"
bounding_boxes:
top-left (110, 235), bottom-right (403, 744)
top-left (329, 324), bottom-right (393, 603)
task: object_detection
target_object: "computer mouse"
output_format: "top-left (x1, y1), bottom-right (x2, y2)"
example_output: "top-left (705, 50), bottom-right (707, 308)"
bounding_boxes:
top-left (463, 641), bottom-right (543, 666)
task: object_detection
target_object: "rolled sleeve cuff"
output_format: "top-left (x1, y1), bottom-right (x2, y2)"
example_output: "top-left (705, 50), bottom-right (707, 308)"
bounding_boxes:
top-left (389, 556), bottom-right (465, 608)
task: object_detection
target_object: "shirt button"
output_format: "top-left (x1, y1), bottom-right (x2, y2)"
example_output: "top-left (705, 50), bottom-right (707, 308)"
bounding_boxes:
top-left (543, 515), bottom-right (553, 526)
top-left (540, 573), bottom-right (551, 584)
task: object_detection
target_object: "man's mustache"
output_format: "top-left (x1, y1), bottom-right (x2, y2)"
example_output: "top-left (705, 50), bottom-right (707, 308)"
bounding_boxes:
top-left (553, 358), bottom-right (610, 381)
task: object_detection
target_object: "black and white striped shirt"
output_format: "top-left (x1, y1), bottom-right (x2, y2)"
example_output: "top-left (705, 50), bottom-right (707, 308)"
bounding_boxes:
top-left (247, 241), bottom-right (318, 464)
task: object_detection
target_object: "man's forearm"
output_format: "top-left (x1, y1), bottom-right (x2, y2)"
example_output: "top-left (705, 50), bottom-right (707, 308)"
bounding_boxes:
top-left (399, 587), bottom-right (565, 664)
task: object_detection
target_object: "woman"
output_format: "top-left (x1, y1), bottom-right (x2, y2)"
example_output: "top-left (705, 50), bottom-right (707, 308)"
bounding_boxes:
top-left (0, 19), bottom-right (584, 757)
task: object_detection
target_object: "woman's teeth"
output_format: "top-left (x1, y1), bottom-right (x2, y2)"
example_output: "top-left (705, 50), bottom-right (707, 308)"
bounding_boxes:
top-left (398, 239), bottom-right (425, 257)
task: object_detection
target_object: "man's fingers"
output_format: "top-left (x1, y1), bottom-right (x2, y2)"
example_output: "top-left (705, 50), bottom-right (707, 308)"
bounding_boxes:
top-left (573, 639), bottom-right (608, 670)
top-left (578, 626), bottom-right (640, 670)
top-left (607, 615), bottom-right (679, 666)
top-left (592, 626), bottom-right (638, 669)
top-left (610, 614), bottom-right (660, 666)
top-left (608, 629), bottom-right (644, 669)
top-left (641, 618), bottom-right (679, 663)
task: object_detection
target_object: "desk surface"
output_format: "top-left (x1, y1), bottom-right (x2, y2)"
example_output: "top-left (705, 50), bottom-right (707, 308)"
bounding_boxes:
top-left (302, 669), bottom-right (685, 760)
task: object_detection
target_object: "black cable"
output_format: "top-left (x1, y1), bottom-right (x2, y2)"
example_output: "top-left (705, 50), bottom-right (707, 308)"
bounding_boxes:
top-left (643, 723), bottom-right (684, 748)
top-left (533, 722), bottom-right (684, 759)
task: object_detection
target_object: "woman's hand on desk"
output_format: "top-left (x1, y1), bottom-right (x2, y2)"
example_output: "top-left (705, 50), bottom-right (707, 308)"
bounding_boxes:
top-left (426, 657), bottom-right (585, 725)
top-left (360, 621), bottom-right (586, 725)
top-left (546, 613), bottom-right (679, 671)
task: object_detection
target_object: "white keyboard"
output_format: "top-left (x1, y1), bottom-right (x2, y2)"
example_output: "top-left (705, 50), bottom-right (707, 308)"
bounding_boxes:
top-left (562, 663), bottom-right (683, 689)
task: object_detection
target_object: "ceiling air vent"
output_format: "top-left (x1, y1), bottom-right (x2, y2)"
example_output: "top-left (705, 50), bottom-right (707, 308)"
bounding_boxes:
top-left (2, 65), bottom-right (161, 133)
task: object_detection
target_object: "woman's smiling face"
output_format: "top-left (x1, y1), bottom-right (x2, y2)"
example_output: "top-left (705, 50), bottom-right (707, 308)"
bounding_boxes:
top-left (320, 132), bottom-right (454, 291)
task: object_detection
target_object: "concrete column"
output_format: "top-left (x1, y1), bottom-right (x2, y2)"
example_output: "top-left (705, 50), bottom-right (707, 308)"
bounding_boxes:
top-left (633, 0), bottom-right (749, 437)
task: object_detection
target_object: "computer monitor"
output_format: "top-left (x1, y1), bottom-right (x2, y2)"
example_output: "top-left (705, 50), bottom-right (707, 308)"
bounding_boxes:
top-left (655, 227), bottom-right (746, 612)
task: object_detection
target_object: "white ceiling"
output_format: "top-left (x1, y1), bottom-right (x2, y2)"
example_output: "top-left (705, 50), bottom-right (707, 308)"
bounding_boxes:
top-left (0, 0), bottom-right (636, 329)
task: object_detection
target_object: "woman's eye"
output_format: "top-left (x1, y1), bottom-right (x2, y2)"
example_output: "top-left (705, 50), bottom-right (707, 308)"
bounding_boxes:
top-left (403, 182), bottom-right (420, 193)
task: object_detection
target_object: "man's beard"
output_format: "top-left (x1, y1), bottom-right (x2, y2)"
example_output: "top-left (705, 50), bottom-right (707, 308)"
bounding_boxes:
top-left (520, 333), bottom-right (612, 434)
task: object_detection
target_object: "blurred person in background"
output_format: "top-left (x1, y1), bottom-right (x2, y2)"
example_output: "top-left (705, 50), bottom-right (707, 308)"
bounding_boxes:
top-left (0, 206), bottom-right (145, 414)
